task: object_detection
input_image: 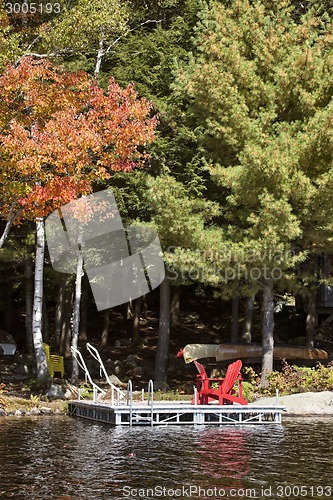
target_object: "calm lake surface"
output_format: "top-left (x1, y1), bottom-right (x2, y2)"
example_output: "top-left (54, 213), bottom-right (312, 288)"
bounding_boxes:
top-left (0, 416), bottom-right (332, 499)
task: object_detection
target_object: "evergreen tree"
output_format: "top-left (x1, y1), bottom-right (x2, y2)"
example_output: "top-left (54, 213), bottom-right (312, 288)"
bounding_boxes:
top-left (175, 0), bottom-right (333, 383)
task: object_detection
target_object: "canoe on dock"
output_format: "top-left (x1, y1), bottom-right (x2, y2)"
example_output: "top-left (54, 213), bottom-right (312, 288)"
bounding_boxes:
top-left (215, 344), bottom-right (328, 362)
top-left (179, 343), bottom-right (328, 364)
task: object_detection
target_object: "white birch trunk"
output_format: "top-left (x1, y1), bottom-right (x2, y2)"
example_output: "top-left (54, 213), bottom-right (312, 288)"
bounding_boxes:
top-left (0, 202), bottom-right (19, 248)
top-left (25, 250), bottom-right (34, 353)
top-left (95, 39), bottom-right (104, 77)
top-left (71, 248), bottom-right (83, 385)
top-left (32, 218), bottom-right (49, 379)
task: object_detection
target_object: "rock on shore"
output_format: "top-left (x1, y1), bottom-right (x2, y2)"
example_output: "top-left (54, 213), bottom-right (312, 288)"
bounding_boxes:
top-left (255, 391), bottom-right (333, 415)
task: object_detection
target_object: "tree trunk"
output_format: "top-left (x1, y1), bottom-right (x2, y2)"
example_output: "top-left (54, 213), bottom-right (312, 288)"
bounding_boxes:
top-left (230, 295), bottom-right (239, 342)
top-left (32, 218), bottom-right (49, 379)
top-left (54, 279), bottom-right (66, 348)
top-left (260, 278), bottom-right (274, 388)
top-left (0, 217), bottom-right (13, 248)
top-left (132, 297), bottom-right (142, 345)
top-left (305, 287), bottom-right (317, 348)
top-left (241, 295), bottom-right (255, 343)
top-left (42, 297), bottom-right (49, 343)
top-left (170, 285), bottom-right (180, 327)
top-left (295, 294), bottom-right (304, 314)
top-left (100, 309), bottom-right (110, 347)
top-left (25, 250), bottom-right (34, 353)
top-left (79, 275), bottom-right (89, 342)
top-left (4, 282), bottom-right (13, 333)
top-left (154, 276), bottom-right (170, 390)
top-left (95, 39), bottom-right (104, 76)
top-left (0, 202), bottom-right (19, 248)
top-left (59, 278), bottom-right (74, 357)
top-left (71, 249), bottom-right (83, 385)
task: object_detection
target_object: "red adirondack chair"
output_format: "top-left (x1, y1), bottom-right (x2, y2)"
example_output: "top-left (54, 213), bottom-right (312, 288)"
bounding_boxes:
top-left (193, 359), bottom-right (248, 405)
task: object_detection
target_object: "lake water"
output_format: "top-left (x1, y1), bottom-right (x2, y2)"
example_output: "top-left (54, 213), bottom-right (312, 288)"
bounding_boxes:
top-left (0, 416), bottom-right (332, 499)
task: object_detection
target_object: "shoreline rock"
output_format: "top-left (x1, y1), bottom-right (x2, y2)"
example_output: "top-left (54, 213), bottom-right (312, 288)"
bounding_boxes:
top-left (0, 396), bottom-right (68, 417)
top-left (255, 390), bottom-right (333, 415)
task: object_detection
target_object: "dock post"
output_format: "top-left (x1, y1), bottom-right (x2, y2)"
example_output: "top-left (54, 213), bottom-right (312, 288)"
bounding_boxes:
top-left (148, 379), bottom-right (154, 427)
top-left (127, 380), bottom-right (133, 427)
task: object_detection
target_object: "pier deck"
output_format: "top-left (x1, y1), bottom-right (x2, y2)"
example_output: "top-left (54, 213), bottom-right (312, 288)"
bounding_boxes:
top-left (68, 400), bottom-right (284, 426)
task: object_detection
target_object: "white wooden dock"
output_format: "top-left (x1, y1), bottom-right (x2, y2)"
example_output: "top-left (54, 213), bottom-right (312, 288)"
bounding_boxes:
top-left (68, 400), bottom-right (284, 426)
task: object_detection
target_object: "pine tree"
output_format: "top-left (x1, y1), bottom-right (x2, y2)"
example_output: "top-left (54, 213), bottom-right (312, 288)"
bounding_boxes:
top-left (175, 0), bottom-right (333, 383)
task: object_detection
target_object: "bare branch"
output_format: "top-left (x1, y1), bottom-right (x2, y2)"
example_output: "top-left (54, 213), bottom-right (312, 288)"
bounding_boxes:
top-left (105, 19), bottom-right (162, 55)
top-left (0, 200), bottom-right (22, 248)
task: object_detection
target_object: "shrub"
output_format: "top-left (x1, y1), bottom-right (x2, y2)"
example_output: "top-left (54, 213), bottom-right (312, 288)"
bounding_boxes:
top-left (265, 360), bottom-right (333, 396)
top-left (241, 381), bottom-right (256, 402)
top-left (241, 366), bottom-right (259, 402)
top-left (0, 383), bottom-right (7, 408)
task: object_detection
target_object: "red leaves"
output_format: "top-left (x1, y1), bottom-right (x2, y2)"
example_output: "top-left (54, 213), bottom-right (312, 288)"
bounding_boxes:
top-left (87, 77), bottom-right (157, 172)
top-left (19, 177), bottom-right (92, 217)
top-left (0, 57), bottom-right (157, 220)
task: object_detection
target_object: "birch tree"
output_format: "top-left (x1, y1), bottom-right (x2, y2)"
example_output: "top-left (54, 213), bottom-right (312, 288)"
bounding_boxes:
top-left (0, 57), bottom-right (157, 378)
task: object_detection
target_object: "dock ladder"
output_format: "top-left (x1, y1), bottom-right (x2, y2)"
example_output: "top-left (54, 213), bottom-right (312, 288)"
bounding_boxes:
top-left (127, 379), bottom-right (154, 427)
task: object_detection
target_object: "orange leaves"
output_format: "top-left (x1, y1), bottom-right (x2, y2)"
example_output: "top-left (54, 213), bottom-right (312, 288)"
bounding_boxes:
top-left (87, 77), bottom-right (157, 171)
top-left (0, 57), bottom-right (157, 221)
top-left (19, 177), bottom-right (92, 217)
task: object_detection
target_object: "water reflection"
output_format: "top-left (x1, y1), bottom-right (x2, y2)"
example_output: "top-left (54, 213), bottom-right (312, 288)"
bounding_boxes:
top-left (195, 427), bottom-right (252, 492)
top-left (0, 417), bottom-right (332, 499)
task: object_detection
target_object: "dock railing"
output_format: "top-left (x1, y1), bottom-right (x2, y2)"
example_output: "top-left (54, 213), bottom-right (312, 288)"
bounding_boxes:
top-left (86, 342), bottom-right (125, 405)
top-left (71, 346), bottom-right (106, 403)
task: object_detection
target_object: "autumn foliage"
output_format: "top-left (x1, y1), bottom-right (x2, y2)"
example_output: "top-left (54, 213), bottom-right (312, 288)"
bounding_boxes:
top-left (0, 57), bottom-right (157, 219)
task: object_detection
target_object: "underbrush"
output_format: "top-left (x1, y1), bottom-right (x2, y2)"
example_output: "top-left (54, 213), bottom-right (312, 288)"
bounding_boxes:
top-left (239, 362), bottom-right (333, 401)
top-left (264, 360), bottom-right (333, 396)
top-left (152, 389), bottom-right (192, 401)
top-left (0, 383), bottom-right (7, 408)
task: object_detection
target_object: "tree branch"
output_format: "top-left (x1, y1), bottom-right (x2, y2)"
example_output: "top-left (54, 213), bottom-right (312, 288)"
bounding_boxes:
top-left (0, 200), bottom-right (22, 248)
top-left (105, 19), bottom-right (162, 55)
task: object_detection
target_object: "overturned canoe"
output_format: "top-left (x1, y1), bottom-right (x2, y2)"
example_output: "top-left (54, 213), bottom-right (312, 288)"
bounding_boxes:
top-left (180, 343), bottom-right (328, 364)
top-left (179, 344), bottom-right (218, 364)
top-left (215, 344), bottom-right (328, 362)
